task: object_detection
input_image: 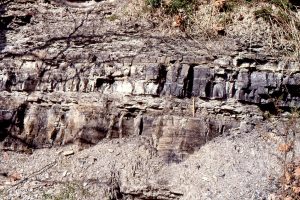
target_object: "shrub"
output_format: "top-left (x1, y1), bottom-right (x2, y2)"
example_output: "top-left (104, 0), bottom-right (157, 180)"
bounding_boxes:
top-left (146, 0), bottom-right (162, 8)
top-left (270, 0), bottom-right (293, 10)
top-left (146, 0), bottom-right (196, 14)
top-left (254, 6), bottom-right (273, 23)
top-left (166, 0), bottom-right (196, 14)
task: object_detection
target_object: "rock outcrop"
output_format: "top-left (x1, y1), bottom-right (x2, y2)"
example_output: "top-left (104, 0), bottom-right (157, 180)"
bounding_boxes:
top-left (2, 1), bottom-right (300, 200)
top-left (0, 0), bottom-right (299, 159)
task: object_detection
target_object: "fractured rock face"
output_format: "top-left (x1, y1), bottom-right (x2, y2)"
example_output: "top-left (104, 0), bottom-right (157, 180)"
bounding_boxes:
top-left (0, 94), bottom-right (241, 158)
top-left (0, 0), bottom-right (298, 158)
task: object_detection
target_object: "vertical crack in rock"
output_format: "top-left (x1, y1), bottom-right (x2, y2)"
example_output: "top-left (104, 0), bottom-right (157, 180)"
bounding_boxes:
top-left (0, 1), bottom-right (10, 52)
top-left (0, 110), bottom-right (12, 141)
top-left (134, 111), bottom-right (143, 136)
top-left (156, 64), bottom-right (167, 96)
top-left (205, 80), bottom-right (212, 98)
top-left (106, 114), bottom-right (116, 139)
top-left (12, 103), bottom-right (28, 134)
top-left (4, 71), bottom-right (16, 92)
top-left (183, 64), bottom-right (194, 98)
top-left (49, 127), bottom-right (59, 144)
top-left (118, 111), bottom-right (125, 138)
top-left (1, 103), bottom-right (30, 149)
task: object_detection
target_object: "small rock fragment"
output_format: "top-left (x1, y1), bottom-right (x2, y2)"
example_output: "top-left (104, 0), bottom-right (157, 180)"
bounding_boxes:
top-left (62, 150), bottom-right (74, 156)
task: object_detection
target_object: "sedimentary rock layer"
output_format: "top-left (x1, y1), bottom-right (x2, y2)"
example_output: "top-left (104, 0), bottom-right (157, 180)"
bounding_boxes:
top-left (0, 0), bottom-right (299, 157)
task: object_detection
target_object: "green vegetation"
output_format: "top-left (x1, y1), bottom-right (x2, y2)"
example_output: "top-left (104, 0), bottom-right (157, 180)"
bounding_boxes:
top-left (166, 0), bottom-right (196, 14)
top-left (142, 0), bottom-right (300, 59)
top-left (254, 6), bottom-right (273, 22)
top-left (270, 0), bottom-right (293, 9)
top-left (146, 0), bottom-right (162, 8)
top-left (227, 0), bottom-right (294, 9)
top-left (145, 0), bottom-right (298, 16)
top-left (146, 0), bottom-right (197, 14)
top-left (42, 182), bottom-right (91, 200)
top-left (0, 190), bottom-right (4, 199)
top-left (42, 184), bottom-right (76, 200)
top-left (215, 0), bottom-right (296, 13)
top-left (252, 1), bottom-right (300, 58)
top-left (253, 3), bottom-right (295, 25)
top-left (107, 14), bottom-right (118, 21)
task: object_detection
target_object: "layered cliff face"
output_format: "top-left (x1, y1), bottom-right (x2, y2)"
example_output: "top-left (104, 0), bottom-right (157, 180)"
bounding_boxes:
top-left (0, 1), bottom-right (300, 199)
top-left (0, 0), bottom-right (299, 154)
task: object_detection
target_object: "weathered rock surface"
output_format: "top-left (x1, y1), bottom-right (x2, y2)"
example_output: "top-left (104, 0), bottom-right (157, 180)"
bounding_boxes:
top-left (1, 0), bottom-right (299, 154)
top-left (0, 1), bottom-right (300, 199)
top-left (0, 131), bottom-right (290, 200)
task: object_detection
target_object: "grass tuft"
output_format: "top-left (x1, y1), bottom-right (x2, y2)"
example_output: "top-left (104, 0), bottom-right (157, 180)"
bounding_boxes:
top-left (42, 182), bottom-right (91, 200)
